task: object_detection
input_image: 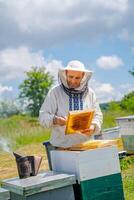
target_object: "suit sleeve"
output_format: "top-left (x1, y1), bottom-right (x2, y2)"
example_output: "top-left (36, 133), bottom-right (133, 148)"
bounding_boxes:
top-left (91, 90), bottom-right (103, 134)
top-left (39, 89), bottom-right (57, 129)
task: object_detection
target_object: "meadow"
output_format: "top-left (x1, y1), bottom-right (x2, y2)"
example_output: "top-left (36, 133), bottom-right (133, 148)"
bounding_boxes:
top-left (0, 114), bottom-right (134, 200)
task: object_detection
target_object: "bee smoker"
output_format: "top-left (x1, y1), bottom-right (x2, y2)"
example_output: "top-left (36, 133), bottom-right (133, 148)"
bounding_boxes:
top-left (13, 152), bottom-right (42, 179)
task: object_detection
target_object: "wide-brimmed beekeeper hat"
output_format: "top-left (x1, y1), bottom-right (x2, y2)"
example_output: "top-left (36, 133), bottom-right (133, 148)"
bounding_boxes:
top-left (60, 60), bottom-right (92, 73)
top-left (58, 60), bottom-right (93, 89)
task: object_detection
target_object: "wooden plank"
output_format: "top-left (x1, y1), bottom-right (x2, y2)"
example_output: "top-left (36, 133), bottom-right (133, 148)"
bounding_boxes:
top-left (122, 135), bottom-right (134, 153)
top-left (51, 151), bottom-right (80, 180)
top-left (78, 147), bottom-right (120, 181)
top-left (116, 116), bottom-right (134, 136)
top-left (72, 173), bottom-right (124, 200)
top-left (81, 190), bottom-right (125, 200)
top-left (79, 173), bottom-right (124, 200)
top-left (0, 188), bottom-right (10, 200)
top-left (80, 173), bottom-right (124, 198)
top-left (51, 146), bottom-right (121, 182)
top-left (10, 185), bottom-right (75, 200)
top-left (2, 171), bottom-right (76, 196)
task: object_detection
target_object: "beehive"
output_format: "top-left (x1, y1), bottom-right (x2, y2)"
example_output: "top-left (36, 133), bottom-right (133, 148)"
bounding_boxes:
top-left (2, 172), bottom-right (76, 200)
top-left (51, 146), bottom-right (125, 200)
top-left (116, 115), bottom-right (134, 153)
top-left (0, 188), bottom-right (10, 200)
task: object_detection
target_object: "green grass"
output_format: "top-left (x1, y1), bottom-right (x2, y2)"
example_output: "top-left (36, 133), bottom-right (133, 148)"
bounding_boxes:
top-left (120, 155), bottom-right (134, 200)
top-left (120, 155), bottom-right (134, 170)
top-left (122, 161), bottom-right (134, 200)
top-left (0, 115), bottom-right (50, 151)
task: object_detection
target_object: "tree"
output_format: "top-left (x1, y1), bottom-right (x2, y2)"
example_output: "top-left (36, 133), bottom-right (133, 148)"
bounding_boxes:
top-left (129, 67), bottom-right (134, 76)
top-left (19, 66), bottom-right (54, 117)
top-left (108, 101), bottom-right (121, 112)
top-left (120, 91), bottom-right (134, 112)
top-left (0, 100), bottom-right (21, 117)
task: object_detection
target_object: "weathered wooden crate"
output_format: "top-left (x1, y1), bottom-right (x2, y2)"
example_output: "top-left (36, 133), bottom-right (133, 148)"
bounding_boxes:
top-left (116, 116), bottom-right (134, 154)
top-left (122, 135), bottom-right (134, 154)
top-left (2, 171), bottom-right (76, 200)
top-left (101, 126), bottom-right (120, 139)
top-left (116, 115), bottom-right (134, 136)
top-left (0, 188), bottom-right (10, 200)
top-left (51, 146), bottom-right (125, 200)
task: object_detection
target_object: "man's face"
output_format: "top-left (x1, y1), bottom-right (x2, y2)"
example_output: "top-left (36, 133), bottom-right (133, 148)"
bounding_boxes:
top-left (66, 70), bottom-right (84, 89)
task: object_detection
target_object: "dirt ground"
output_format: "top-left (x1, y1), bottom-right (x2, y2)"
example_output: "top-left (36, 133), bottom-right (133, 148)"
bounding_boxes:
top-left (0, 143), bottom-right (49, 180)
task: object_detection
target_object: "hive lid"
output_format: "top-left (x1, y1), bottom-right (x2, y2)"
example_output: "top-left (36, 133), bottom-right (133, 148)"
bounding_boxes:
top-left (2, 171), bottom-right (76, 196)
top-left (116, 115), bottom-right (134, 121)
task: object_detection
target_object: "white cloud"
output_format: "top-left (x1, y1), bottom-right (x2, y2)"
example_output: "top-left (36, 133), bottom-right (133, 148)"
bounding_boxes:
top-left (96, 83), bottom-right (115, 102)
top-left (96, 55), bottom-right (124, 69)
top-left (0, 0), bottom-right (130, 49)
top-left (45, 59), bottom-right (63, 80)
top-left (112, 83), bottom-right (134, 101)
top-left (90, 80), bottom-right (115, 102)
top-left (0, 46), bottom-right (63, 84)
top-left (90, 79), bottom-right (134, 103)
top-left (0, 84), bottom-right (13, 100)
top-left (96, 83), bottom-right (114, 93)
top-left (119, 83), bottom-right (134, 94)
top-left (0, 46), bottom-right (46, 81)
top-left (0, 84), bottom-right (12, 94)
top-left (0, 46), bottom-right (64, 99)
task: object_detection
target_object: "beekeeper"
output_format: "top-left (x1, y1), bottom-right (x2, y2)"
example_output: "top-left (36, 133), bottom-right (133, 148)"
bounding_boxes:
top-left (39, 60), bottom-right (103, 148)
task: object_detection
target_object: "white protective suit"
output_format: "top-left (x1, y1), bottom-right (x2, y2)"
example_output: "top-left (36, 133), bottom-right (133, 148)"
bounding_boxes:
top-left (39, 62), bottom-right (103, 147)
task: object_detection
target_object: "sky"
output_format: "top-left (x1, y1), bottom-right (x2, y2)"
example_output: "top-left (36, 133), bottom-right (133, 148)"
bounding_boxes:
top-left (0, 0), bottom-right (134, 103)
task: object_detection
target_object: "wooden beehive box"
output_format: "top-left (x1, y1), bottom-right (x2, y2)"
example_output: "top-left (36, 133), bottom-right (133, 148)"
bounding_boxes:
top-left (116, 115), bottom-right (134, 136)
top-left (51, 146), bottom-right (125, 200)
top-left (2, 171), bottom-right (76, 200)
top-left (116, 115), bottom-right (134, 153)
top-left (0, 188), bottom-right (10, 200)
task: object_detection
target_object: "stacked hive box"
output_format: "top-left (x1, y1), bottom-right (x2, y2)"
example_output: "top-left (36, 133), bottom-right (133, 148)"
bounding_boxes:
top-left (51, 146), bottom-right (125, 200)
top-left (116, 115), bottom-right (134, 154)
top-left (0, 188), bottom-right (10, 200)
top-left (2, 171), bottom-right (76, 200)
